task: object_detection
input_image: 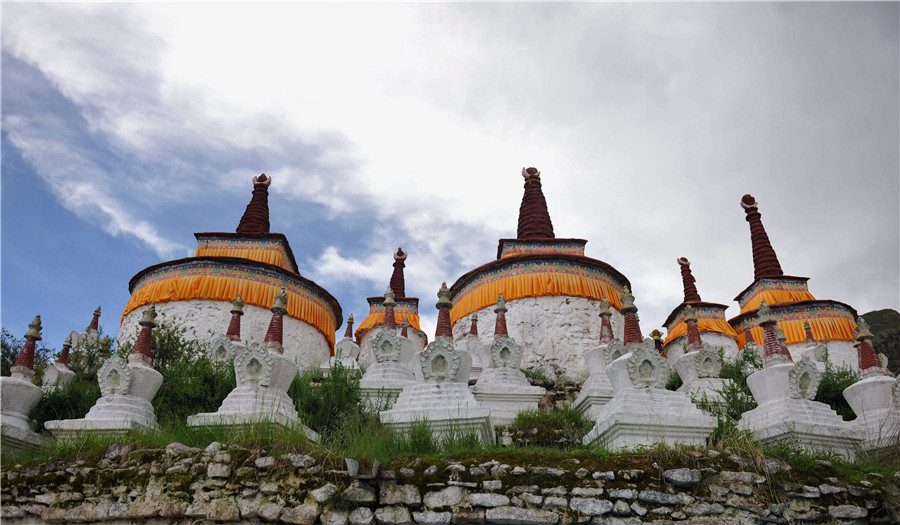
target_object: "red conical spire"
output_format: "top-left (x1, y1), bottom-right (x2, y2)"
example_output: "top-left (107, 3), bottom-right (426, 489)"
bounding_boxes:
top-left (89, 306), bottom-right (101, 332)
top-left (236, 174), bottom-right (272, 234)
top-left (435, 283), bottom-right (453, 338)
top-left (390, 247), bottom-right (407, 298)
top-left (401, 317), bottom-right (410, 338)
top-left (598, 298), bottom-right (614, 345)
top-left (226, 296), bottom-right (244, 342)
top-left (757, 302), bottom-right (792, 366)
top-left (803, 320), bottom-right (817, 347)
top-left (684, 306), bottom-right (702, 351)
top-left (58, 335), bottom-right (72, 366)
top-left (853, 318), bottom-right (883, 375)
top-left (741, 195), bottom-right (784, 280)
top-left (676, 258), bottom-right (701, 303)
top-left (650, 329), bottom-right (665, 354)
top-left (13, 316), bottom-right (42, 370)
top-left (469, 313), bottom-right (479, 335)
top-left (132, 305), bottom-right (158, 361)
top-left (517, 167), bottom-right (555, 239)
top-left (382, 288), bottom-right (397, 330)
top-left (620, 287), bottom-right (643, 345)
top-left (494, 294), bottom-right (509, 336)
top-left (344, 314), bottom-right (355, 340)
top-left (264, 288), bottom-right (288, 353)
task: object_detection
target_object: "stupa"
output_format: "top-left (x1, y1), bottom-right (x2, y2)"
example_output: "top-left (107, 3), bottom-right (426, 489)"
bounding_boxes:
top-left (1, 316), bottom-right (53, 455)
top-left (42, 334), bottom-right (75, 391)
top-left (728, 195), bottom-right (858, 369)
top-left (207, 296), bottom-right (245, 363)
top-left (738, 303), bottom-right (863, 458)
top-left (356, 248), bottom-right (427, 369)
top-left (118, 174), bottom-right (342, 368)
top-left (842, 319), bottom-right (900, 453)
top-left (449, 168), bottom-right (631, 380)
top-left (470, 294), bottom-right (546, 426)
top-left (46, 305), bottom-right (164, 439)
top-left (671, 306), bottom-right (730, 402)
top-left (321, 315), bottom-right (362, 376)
top-left (462, 313), bottom-right (489, 380)
top-left (572, 297), bottom-right (617, 419)
top-left (663, 258), bottom-right (739, 361)
top-left (380, 284), bottom-right (494, 444)
top-left (358, 289), bottom-right (417, 405)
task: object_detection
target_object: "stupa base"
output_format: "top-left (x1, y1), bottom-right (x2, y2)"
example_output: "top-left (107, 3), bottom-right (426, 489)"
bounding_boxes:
top-left (45, 394), bottom-right (158, 440)
top-left (381, 382), bottom-right (495, 444)
top-left (1, 424), bottom-right (53, 460)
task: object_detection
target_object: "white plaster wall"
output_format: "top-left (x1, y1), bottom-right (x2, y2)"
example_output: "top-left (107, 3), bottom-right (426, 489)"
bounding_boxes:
top-left (451, 296), bottom-right (625, 381)
top-left (665, 333), bottom-right (740, 362)
top-left (788, 340), bottom-right (858, 371)
top-left (117, 300), bottom-right (331, 370)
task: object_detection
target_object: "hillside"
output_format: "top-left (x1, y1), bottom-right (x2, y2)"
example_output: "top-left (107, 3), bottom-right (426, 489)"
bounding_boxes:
top-left (861, 308), bottom-right (900, 375)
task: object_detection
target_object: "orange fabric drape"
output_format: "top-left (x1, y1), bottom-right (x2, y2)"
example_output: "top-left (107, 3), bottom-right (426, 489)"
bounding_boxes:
top-left (122, 275), bottom-right (337, 347)
top-left (739, 289), bottom-right (816, 314)
top-left (195, 247), bottom-right (292, 272)
top-left (736, 316), bottom-right (856, 348)
top-left (354, 312), bottom-right (422, 339)
top-left (450, 271), bottom-right (623, 325)
top-left (663, 318), bottom-right (739, 347)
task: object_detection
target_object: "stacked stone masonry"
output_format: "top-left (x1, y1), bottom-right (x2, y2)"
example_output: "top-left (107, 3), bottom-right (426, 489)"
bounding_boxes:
top-left (1, 441), bottom-right (895, 524)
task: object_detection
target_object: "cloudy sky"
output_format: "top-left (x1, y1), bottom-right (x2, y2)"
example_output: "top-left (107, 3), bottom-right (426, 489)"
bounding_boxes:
top-left (2, 3), bottom-right (898, 352)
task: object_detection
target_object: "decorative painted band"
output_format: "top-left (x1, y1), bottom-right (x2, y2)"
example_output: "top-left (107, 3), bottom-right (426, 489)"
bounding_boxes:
top-left (735, 276), bottom-right (815, 314)
top-left (664, 319), bottom-right (738, 348)
top-left (194, 232), bottom-right (299, 273)
top-left (195, 235), bottom-right (295, 273)
top-left (730, 300), bottom-right (857, 347)
top-left (497, 238), bottom-right (587, 259)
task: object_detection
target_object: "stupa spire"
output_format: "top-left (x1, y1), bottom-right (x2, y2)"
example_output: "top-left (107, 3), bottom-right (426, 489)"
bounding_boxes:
top-left (236, 174), bottom-right (272, 234)
top-left (621, 287), bottom-right (643, 345)
top-left (853, 318), bottom-right (884, 376)
top-left (435, 283), bottom-right (453, 338)
top-left (89, 306), bottom-right (101, 332)
top-left (264, 288), bottom-right (288, 352)
top-left (344, 314), bottom-right (355, 340)
top-left (803, 320), bottom-right (817, 347)
top-left (401, 317), bottom-right (410, 338)
top-left (598, 297), bottom-right (614, 345)
top-left (132, 305), bottom-right (158, 361)
top-left (758, 302), bottom-right (792, 366)
top-left (469, 313), bottom-right (479, 336)
top-left (13, 316), bottom-right (43, 370)
top-left (226, 296), bottom-right (244, 342)
top-left (684, 305), bottom-right (703, 351)
top-left (389, 247), bottom-right (407, 298)
top-left (494, 293), bottom-right (509, 336)
top-left (382, 288), bottom-right (397, 330)
top-left (650, 329), bottom-right (664, 353)
top-left (517, 167), bottom-right (555, 239)
top-left (676, 258), bottom-right (701, 303)
top-left (58, 335), bottom-right (72, 366)
top-left (741, 194), bottom-right (784, 280)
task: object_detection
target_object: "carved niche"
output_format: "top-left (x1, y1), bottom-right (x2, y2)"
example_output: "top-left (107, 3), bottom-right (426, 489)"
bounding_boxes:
top-left (419, 338), bottom-right (461, 383)
top-left (789, 355), bottom-right (821, 400)
top-left (694, 344), bottom-right (722, 378)
top-left (372, 329), bottom-right (402, 363)
top-left (98, 357), bottom-right (133, 396)
top-left (209, 334), bottom-right (237, 363)
top-left (626, 341), bottom-right (671, 389)
top-left (235, 343), bottom-right (275, 388)
top-left (603, 339), bottom-right (626, 366)
top-left (491, 335), bottom-right (522, 369)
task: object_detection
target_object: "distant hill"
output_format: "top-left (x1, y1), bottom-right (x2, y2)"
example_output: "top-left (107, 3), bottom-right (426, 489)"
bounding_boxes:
top-left (861, 308), bottom-right (900, 375)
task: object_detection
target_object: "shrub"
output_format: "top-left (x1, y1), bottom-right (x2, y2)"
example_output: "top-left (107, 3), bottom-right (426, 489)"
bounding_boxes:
top-left (693, 347), bottom-right (761, 442)
top-left (665, 371), bottom-right (683, 391)
top-left (289, 361), bottom-right (365, 442)
top-left (510, 405), bottom-right (593, 448)
top-left (816, 357), bottom-right (860, 421)
top-left (152, 356), bottom-right (235, 427)
top-left (30, 374), bottom-right (102, 433)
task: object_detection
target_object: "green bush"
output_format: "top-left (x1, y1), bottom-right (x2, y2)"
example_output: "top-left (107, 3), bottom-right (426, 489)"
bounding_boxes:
top-left (693, 347), bottom-right (761, 442)
top-left (816, 357), bottom-right (860, 421)
top-left (152, 356), bottom-right (236, 427)
top-left (30, 375), bottom-right (102, 433)
top-left (665, 371), bottom-right (683, 391)
top-left (510, 405), bottom-right (593, 448)
top-left (289, 361), bottom-right (365, 442)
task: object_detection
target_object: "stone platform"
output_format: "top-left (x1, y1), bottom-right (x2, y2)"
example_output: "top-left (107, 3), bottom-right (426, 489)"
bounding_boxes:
top-left (381, 382), bottom-right (494, 445)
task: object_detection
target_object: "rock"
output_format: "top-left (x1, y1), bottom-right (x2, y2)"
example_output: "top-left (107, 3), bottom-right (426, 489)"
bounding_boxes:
top-left (350, 507), bottom-right (376, 525)
top-left (511, 467), bottom-right (527, 476)
top-left (637, 491), bottom-right (683, 506)
top-left (259, 503), bottom-right (284, 522)
top-left (593, 471), bottom-right (615, 481)
top-left (381, 482), bottom-right (422, 506)
top-left (448, 481), bottom-right (478, 488)
top-left (448, 463), bottom-right (466, 473)
top-left (166, 442), bottom-right (201, 456)
top-left (344, 480), bottom-right (378, 503)
top-left (485, 506), bottom-right (560, 524)
top-left (762, 459), bottom-right (790, 474)
top-left (470, 467), bottom-right (487, 476)
top-left (616, 470), bottom-right (643, 480)
top-left (606, 489), bottom-right (633, 500)
top-left (612, 501), bottom-right (630, 516)
top-left (239, 494), bottom-right (264, 519)
top-left (213, 451), bottom-right (232, 463)
top-left (312, 484), bottom-right (340, 503)
top-left (520, 493), bottom-right (543, 506)
top-left (542, 497), bottom-right (568, 511)
top-left (160, 501), bottom-right (188, 518)
top-left (670, 510), bottom-right (686, 520)
top-left (728, 454), bottom-right (754, 469)
top-left (569, 498), bottom-right (613, 516)
top-left (816, 459), bottom-right (834, 468)
top-left (41, 507), bottom-right (67, 523)
top-left (663, 468), bottom-right (701, 488)
top-left (483, 480), bottom-right (503, 491)
top-left (452, 508), bottom-right (485, 524)
top-left (185, 503), bottom-right (207, 518)
top-left (848, 485), bottom-right (872, 497)
top-left (530, 466), bottom-right (567, 477)
top-left (508, 485), bottom-right (541, 495)
top-left (400, 468), bottom-right (416, 477)
top-left (425, 466), bottom-right (438, 476)
top-left (376, 505), bottom-right (413, 525)
top-left (64, 503), bottom-right (104, 522)
top-left (728, 482), bottom-right (754, 496)
top-left (576, 468), bottom-right (591, 479)
top-left (472, 493), bottom-right (512, 508)
top-left (649, 506), bottom-right (671, 515)
top-left (35, 494), bottom-right (59, 506)
top-left (682, 503), bottom-right (725, 517)
top-left (208, 462), bottom-right (231, 478)
top-left (414, 510), bottom-right (452, 525)
top-left (819, 484), bottom-right (846, 495)
top-left (255, 456), bottom-right (276, 469)
top-left (571, 488), bottom-right (603, 497)
top-left (322, 505), bottom-right (350, 525)
top-left (424, 486), bottom-right (467, 509)
top-left (1, 506), bottom-right (24, 519)
top-left (282, 503), bottom-right (321, 525)
top-left (290, 454), bottom-right (317, 468)
top-left (108, 502), bottom-right (130, 518)
top-left (104, 443), bottom-right (132, 460)
top-left (261, 482), bottom-right (280, 495)
top-left (128, 501), bottom-right (160, 519)
top-left (204, 441), bottom-right (222, 455)
top-left (829, 505), bottom-right (868, 519)
top-left (541, 486), bottom-right (567, 496)
top-left (719, 471), bottom-right (765, 484)
top-left (206, 499), bottom-right (240, 521)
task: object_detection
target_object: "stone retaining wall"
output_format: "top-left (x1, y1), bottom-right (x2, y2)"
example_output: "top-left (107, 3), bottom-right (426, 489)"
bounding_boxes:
top-left (2, 442), bottom-right (895, 524)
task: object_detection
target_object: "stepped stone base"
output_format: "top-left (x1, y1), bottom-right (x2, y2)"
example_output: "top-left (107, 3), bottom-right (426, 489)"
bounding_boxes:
top-left (1, 424), bottom-right (53, 459)
top-left (843, 375), bottom-right (900, 454)
top-left (680, 378), bottom-right (730, 402)
top-left (45, 394), bottom-right (158, 440)
top-left (187, 386), bottom-right (319, 443)
top-left (583, 387), bottom-right (716, 451)
top-left (381, 382), bottom-right (495, 444)
top-left (572, 374), bottom-right (614, 420)
top-left (472, 368), bottom-right (546, 426)
top-left (739, 399), bottom-right (863, 460)
top-left (360, 362), bottom-right (416, 409)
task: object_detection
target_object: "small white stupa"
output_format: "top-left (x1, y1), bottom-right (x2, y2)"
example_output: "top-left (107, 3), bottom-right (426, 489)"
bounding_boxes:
top-left (1, 316), bottom-right (53, 455)
top-left (321, 314), bottom-right (361, 377)
top-left (187, 289), bottom-right (319, 442)
top-left (46, 305), bottom-right (164, 439)
top-left (462, 313), bottom-right (488, 381)
top-left (359, 289), bottom-right (417, 406)
top-left (572, 297), bottom-right (618, 419)
top-left (583, 289), bottom-right (716, 451)
top-left (42, 335), bottom-right (76, 391)
top-left (672, 306), bottom-right (730, 402)
top-left (207, 296), bottom-right (245, 364)
top-left (471, 294), bottom-right (546, 426)
top-left (381, 283), bottom-right (494, 444)
top-left (738, 302), bottom-right (863, 459)
top-left (842, 318), bottom-right (900, 454)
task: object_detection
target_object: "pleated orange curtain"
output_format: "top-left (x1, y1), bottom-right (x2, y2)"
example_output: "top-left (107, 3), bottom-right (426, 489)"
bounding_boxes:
top-left (736, 317), bottom-right (856, 348)
top-left (122, 276), bottom-right (336, 347)
top-left (740, 289), bottom-right (817, 314)
top-left (195, 247), bottom-right (292, 271)
top-left (663, 318), bottom-right (739, 347)
top-left (450, 272), bottom-right (623, 325)
top-left (354, 312), bottom-right (422, 334)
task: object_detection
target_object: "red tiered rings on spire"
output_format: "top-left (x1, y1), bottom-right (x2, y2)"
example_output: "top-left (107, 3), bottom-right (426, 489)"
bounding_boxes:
top-left (382, 289), bottom-right (398, 330)
top-left (132, 305), bottom-right (158, 361)
top-left (14, 316), bottom-right (42, 370)
top-left (758, 302), bottom-right (792, 366)
top-left (344, 314), bottom-right (355, 340)
top-left (89, 306), bottom-right (101, 332)
top-left (264, 289), bottom-right (288, 353)
top-left (435, 283), bottom-right (453, 338)
top-left (226, 296), bottom-right (244, 342)
top-left (390, 248), bottom-right (407, 298)
top-left (469, 314), bottom-right (479, 336)
top-left (677, 258), bottom-right (702, 303)
top-left (853, 318), bottom-right (884, 376)
top-left (598, 298), bottom-right (614, 345)
top-left (684, 306), bottom-right (703, 352)
top-left (741, 195), bottom-right (784, 280)
top-left (517, 168), bottom-right (555, 240)
top-left (236, 174), bottom-right (271, 234)
top-left (621, 287), bottom-right (642, 345)
top-left (58, 336), bottom-right (72, 366)
top-left (494, 294), bottom-right (509, 336)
